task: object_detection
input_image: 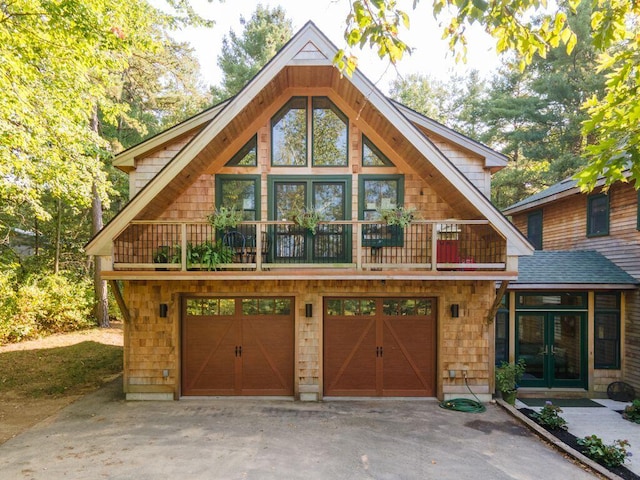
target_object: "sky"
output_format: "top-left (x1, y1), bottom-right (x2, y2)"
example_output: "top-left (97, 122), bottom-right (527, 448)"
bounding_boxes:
top-left (169, 0), bottom-right (502, 93)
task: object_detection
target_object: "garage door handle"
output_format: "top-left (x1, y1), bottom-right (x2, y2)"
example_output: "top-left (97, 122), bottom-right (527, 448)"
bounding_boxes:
top-left (376, 346), bottom-right (383, 357)
top-left (238, 345), bottom-right (242, 357)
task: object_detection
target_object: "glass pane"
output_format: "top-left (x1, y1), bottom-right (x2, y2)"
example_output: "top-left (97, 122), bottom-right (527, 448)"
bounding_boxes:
top-left (314, 183), bottom-right (344, 221)
top-left (518, 314), bottom-right (545, 380)
top-left (275, 183), bottom-right (306, 221)
top-left (326, 299), bottom-right (342, 316)
top-left (360, 300), bottom-right (376, 315)
top-left (595, 293), bottom-right (618, 310)
top-left (595, 312), bottom-right (619, 368)
top-left (363, 179), bottom-right (398, 219)
top-left (588, 195), bottom-right (608, 235)
top-left (343, 299), bottom-right (358, 315)
top-left (517, 293), bottom-right (585, 308)
top-left (226, 136), bottom-right (257, 166)
top-left (312, 97), bottom-right (347, 166)
top-left (362, 136), bottom-right (393, 166)
top-left (416, 299), bottom-right (432, 316)
top-left (399, 299), bottom-right (416, 316)
top-left (219, 299), bottom-right (235, 316)
top-left (552, 314), bottom-right (581, 380)
top-left (272, 97), bottom-right (307, 166)
top-left (220, 179), bottom-right (256, 220)
top-left (259, 299), bottom-right (275, 315)
top-left (242, 299), bottom-right (258, 315)
top-left (495, 311), bottom-right (508, 365)
top-left (275, 298), bottom-right (291, 315)
top-left (383, 299), bottom-right (400, 316)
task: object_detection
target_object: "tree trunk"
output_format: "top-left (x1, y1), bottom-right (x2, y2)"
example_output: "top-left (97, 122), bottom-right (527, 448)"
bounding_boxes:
top-left (91, 106), bottom-right (109, 328)
top-left (54, 198), bottom-right (62, 274)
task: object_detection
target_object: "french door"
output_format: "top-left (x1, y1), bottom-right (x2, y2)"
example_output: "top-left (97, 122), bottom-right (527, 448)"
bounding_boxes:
top-left (516, 312), bottom-right (587, 388)
top-left (271, 176), bottom-right (351, 263)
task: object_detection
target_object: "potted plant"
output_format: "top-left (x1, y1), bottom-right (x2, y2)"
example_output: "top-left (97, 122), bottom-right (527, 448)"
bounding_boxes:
top-left (378, 206), bottom-right (417, 228)
top-left (207, 206), bottom-right (244, 231)
top-left (495, 359), bottom-right (526, 405)
top-left (290, 206), bottom-right (323, 235)
top-left (153, 245), bottom-right (170, 270)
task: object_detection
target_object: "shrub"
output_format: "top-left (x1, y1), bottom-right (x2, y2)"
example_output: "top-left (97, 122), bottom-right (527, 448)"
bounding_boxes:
top-left (623, 399), bottom-right (640, 424)
top-left (0, 274), bottom-right (94, 344)
top-left (532, 401), bottom-right (568, 430)
top-left (577, 435), bottom-right (631, 467)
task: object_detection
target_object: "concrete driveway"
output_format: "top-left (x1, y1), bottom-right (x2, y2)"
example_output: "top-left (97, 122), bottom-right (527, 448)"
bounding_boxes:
top-left (0, 379), bottom-right (596, 480)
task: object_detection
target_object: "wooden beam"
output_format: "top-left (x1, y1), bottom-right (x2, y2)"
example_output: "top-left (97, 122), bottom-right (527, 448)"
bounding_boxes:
top-left (486, 280), bottom-right (509, 324)
top-left (109, 280), bottom-right (130, 323)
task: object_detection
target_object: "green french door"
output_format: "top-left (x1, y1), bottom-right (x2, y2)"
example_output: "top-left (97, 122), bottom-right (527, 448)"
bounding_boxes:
top-left (271, 176), bottom-right (351, 263)
top-left (516, 312), bottom-right (587, 388)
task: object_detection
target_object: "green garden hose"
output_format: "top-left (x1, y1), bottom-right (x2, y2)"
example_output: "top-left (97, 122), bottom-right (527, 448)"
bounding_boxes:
top-left (439, 376), bottom-right (487, 413)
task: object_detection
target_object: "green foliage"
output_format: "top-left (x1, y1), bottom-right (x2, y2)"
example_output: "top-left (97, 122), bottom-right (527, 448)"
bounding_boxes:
top-left (173, 241), bottom-right (233, 270)
top-left (0, 273), bottom-right (94, 344)
top-left (532, 401), bottom-right (568, 430)
top-left (623, 399), bottom-right (640, 424)
top-left (378, 206), bottom-right (416, 228)
top-left (495, 359), bottom-right (526, 393)
top-left (577, 435), bottom-right (630, 468)
top-left (290, 207), bottom-right (324, 235)
top-left (208, 206), bottom-right (244, 231)
top-left (212, 5), bottom-right (293, 101)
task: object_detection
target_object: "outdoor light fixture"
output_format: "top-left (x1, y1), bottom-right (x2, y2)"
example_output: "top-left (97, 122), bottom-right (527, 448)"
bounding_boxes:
top-left (159, 303), bottom-right (168, 318)
top-left (305, 303), bottom-right (313, 318)
top-left (450, 304), bottom-right (459, 318)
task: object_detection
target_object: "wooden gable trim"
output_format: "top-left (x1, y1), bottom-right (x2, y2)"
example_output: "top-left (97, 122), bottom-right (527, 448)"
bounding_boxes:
top-left (87, 22), bottom-right (533, 258)
top-left (393, 102), bottom-right (508, 171)
top-left (112, 101), bottom-right (228, 170)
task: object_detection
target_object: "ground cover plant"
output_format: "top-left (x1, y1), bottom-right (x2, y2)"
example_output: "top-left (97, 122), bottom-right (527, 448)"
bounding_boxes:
top-left (624, 400), bottom-right (640, 424)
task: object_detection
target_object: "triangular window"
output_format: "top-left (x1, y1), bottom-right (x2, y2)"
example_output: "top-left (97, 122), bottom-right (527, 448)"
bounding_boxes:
top-left (226, 135), bottom-right (257, 166)
top-left (362, 136), bottom-right (393, 167)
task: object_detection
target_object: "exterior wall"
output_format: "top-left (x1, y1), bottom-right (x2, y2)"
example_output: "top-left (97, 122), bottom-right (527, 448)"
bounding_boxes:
top-left (511, 182), bottom-right (640, 393)
top-left (129, 135), bottom-right (196, 198)
top-left (122, 279), bottom-right (495, 401)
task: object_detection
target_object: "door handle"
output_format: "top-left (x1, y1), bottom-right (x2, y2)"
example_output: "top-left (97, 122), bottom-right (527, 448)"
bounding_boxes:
top-left (238, 345), bottom-right (242, 357)
top-left (538, 345), bottom-right (548, 355)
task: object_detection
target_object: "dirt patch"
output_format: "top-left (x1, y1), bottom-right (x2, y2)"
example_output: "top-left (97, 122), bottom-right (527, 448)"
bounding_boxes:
top-left (0, 322), bottom-right (123, 445)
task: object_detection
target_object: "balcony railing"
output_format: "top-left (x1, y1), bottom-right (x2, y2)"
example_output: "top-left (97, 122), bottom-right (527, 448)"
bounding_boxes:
top-left (111, 220), bottom-right (507, 272)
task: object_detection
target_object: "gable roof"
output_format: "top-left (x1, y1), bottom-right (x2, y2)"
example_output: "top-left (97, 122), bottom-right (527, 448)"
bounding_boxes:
top-left (86, 21), bottom-right (533, 258)
top-left (510, 250), bottom-right (638, 289)
top-left (503, 170), bottom-right (633, 215)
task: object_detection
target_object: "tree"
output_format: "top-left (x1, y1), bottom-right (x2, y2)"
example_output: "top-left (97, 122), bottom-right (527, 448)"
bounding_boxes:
top-left (340, 0), bottom-right (639, 191)
top-left (211, 5), bottom-right (293, 102)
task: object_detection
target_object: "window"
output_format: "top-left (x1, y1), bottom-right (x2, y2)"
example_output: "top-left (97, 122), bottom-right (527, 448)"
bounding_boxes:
top-left (312, 97), bottom-right (348, 166)
top-left (215, 175), bottom-right (260, 221)
top-left (495, 295), bottom-right (509, 365)
top-left (271, 96), bottom-right (349, 167)
top-left (527, 210), bottom-right (543, 250)
top-left (358, 175), bottom-right (404, 247)
top-left (362, 135), bottom-right (394, 167)
top-left (516, 292), bottom-right (586, 309)
top-left (226, 135), bottom-right (257, 166)
top-left (271, 97), bottom-right (307, 166)
top-left (637, 190), bottom-right (640, 230)
top-left (587, 193), bottom-right (609, 236)
top-left (594, 293), bottom-right (620, 369)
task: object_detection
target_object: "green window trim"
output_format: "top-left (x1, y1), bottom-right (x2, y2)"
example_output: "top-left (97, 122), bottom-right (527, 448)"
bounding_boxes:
top-left (362, 135), bottom-right (394, 167)
top-left (271, 96), bottom-right (308, 167)
top-left (312, 97), bottom-right (348, 167)
top-left (358, 174), bottom-right (405, 247)
top-left (226, 135), bottom-right (257, 166)
top-left (215, 174), bottom-right (261, 221)
top-left (594, 292), bottom-right (621, 369)
top-left (587, 193), bottom-right (609, 237)
top-left (527, 210), bottom-right (543, 250)
top-left (515, 292), bottom-right (587, 310)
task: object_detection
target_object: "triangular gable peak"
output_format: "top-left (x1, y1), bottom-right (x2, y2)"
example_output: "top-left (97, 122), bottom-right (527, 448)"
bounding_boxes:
top-left (87, 21), bottom-right (532, 258)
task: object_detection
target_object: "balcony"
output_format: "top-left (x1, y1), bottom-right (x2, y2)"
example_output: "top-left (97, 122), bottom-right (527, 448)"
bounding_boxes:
top-left (106, 220), bottom-right (511, 280)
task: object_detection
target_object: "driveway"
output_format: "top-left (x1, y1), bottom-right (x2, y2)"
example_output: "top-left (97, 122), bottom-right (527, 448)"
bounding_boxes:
top-left (0, 379), bottom-right (596, 480)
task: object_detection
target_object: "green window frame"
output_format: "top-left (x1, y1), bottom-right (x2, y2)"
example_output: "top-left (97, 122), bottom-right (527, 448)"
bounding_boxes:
top-left (636, 190), bottom-right (640, 230)
top-left (271, 97), bottom-right (308, 167)
top-left (594, 292), bottom-right (621, 369)
top-left (215, 175), bottom-right (261, 221)
top-left (362, 135), bottom-right (394, 167)
top-left (527, 210), bottom-right (543, 250)
top-left (226, 135), bottom-right (257, 166)
top-left (358, 174), bottom-right (405, 247)
top-left (587, 193), bottom-right (609, 237)
top-left (312, 97), bottom-right (348, 167)
top-left (495, 294), bottom-right (509, 366)
top-left (515, 292), bottom-right (587, 309)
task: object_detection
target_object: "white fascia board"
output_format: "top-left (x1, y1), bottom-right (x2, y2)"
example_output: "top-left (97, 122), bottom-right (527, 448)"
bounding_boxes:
top-left (393, 102), bottom-right (508, 169)
top-left (112, 102), bottom-right (229, 169)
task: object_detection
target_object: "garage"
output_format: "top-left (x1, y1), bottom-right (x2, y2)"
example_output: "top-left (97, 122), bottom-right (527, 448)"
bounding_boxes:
top-left (182, 297), bottom-right (294, 396)
top-left (324, 297), bottom-right (436, 397)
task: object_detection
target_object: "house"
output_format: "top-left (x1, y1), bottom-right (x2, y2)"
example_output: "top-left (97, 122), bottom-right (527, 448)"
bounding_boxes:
top-left (502, 174), bottom-right (639, 397)
top-left (86, 22), bottom-right (533, 401)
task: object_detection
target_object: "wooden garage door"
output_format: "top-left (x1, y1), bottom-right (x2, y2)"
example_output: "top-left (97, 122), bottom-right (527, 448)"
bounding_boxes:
top-left (324, 298), bottom-right (436, 397)
top-left (182, 297), bottom-right (294, 396)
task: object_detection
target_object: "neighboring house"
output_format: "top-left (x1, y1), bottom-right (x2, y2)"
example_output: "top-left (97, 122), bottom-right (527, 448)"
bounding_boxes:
top-left (503, 174), bottom-right (640, 396)
top-left (86, 22), bottom-right (532, 401)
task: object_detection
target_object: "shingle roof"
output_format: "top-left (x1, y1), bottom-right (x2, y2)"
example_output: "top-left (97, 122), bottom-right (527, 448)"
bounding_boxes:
top-left (512, 251), bottom-right (638, 287)
top-left (504, 178), bottom-right (578, 213)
